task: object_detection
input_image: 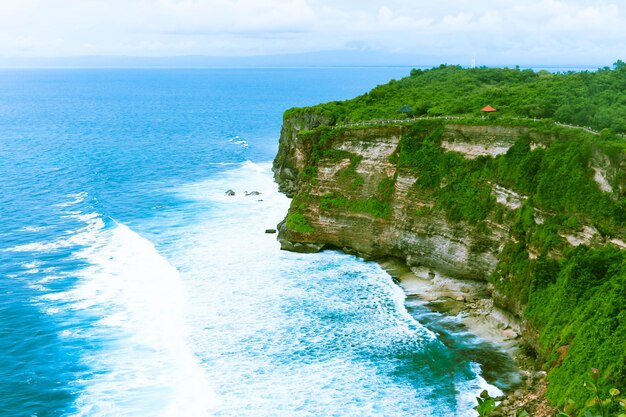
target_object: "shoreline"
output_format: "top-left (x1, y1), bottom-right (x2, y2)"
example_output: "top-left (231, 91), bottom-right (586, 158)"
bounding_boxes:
top-left (378, 257), bottom-right (557, 417)
top-left (380, 258), bottom-right (523, 354)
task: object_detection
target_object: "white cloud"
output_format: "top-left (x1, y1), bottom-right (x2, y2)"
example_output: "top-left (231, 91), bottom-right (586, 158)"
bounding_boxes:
top-left (0, 0), bottom-right (624, 64)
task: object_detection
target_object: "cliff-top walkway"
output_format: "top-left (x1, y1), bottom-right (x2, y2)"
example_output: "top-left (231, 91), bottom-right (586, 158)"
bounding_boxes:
top-left (337, 116), bottom-right (624, 138)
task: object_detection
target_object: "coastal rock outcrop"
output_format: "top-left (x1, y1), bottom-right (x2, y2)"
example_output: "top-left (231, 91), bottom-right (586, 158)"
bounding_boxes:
top-left (273, 119), bottom-right (556, 281)
top-left (273, 110), bottom-right (626, 409)
top-left (273, 114), bottom-right (624, 284)
top-left (273, 109), bottom-right (335, 197)
top-left (272, 63), bottom-right (626, 412)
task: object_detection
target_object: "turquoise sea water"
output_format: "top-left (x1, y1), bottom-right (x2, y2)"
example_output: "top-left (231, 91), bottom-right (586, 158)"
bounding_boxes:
top-left (0, 68), bottom-right (517, 417)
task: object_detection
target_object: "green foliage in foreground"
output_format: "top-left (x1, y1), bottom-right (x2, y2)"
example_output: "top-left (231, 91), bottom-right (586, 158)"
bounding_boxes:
top-left (557, 369), bottom-right (626, 417)
top-left (522, 247), bottom-right (626, 407)
top-left (289, 61), bottom-right (626, 134)
top-left (475, 395), bottom-right (497, 416)
top-left (476, 369), bottom-right (626, 416)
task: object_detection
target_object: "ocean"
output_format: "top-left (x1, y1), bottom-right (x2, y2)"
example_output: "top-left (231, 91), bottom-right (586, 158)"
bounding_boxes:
top-left (0, 68), bottom-right (517, 417)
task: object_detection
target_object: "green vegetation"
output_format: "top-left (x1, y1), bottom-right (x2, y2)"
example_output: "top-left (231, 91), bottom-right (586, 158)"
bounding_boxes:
top-left (391, 118), bottom-right (625, 235)
top-left (523, 247), bottom-right (626, 407)
top-left (475, 370), bottom-right (626, 416)
top-left (295, 61), bottom-right (626, 134)
top-left (320, 193), bottom-right (392, 219)
top-left (332, 149), bottom-right (364, 190)
top-left (320, 177), bottom-right (395, 219)
top-left (394, 121), bottom-right (497, 224)
top-left (284, 191), bottom-right (317, 234)
top-left (475, 395), bottom-right (497, 417)
top-left (557, 369), bottom-right (626, 417)
top-left (285, 210), bottom-right (315, 233)
top-left (295, 122), bottom-right (625, 409)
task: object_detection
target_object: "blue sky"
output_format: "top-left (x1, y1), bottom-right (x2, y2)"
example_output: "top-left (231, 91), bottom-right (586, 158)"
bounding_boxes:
top-left (0, 0), bottom-right (624, 66)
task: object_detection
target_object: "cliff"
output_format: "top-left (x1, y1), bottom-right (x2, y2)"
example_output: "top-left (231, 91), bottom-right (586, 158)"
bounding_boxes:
top-left (273, 108), bottom-right (335, 197)
top-left (273, 111), bottom-right (626, 409)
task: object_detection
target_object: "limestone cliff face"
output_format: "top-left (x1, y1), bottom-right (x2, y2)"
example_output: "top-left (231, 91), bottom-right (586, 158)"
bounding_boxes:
top-left (441, 124), bottom-right (554, 158)
top-left (274, 119), bottom-right (544, 282)
top-left (273, 114), bottom-right (626, 406)
top-left (273, 114), bottom-right (625, 305)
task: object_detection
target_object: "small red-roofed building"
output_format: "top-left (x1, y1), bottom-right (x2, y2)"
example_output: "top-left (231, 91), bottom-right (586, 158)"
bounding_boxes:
top-left (481, 105), bottom-right (497, 112)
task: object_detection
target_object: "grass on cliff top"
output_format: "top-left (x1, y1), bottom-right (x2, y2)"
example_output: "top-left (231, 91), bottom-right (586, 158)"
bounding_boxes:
top-left (285, 61), bottom-right (626, 135)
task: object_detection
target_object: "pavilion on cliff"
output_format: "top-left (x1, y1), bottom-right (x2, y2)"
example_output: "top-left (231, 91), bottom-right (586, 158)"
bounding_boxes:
top-left (481, 105), bottom-right (497, 112)
top-left (397, 104), bottom-right (414, 116)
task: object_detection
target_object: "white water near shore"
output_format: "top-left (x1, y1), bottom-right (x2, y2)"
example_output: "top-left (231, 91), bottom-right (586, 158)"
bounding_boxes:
top-left (2, 66), bottom-right (485, 417)
top-left (12, 196), bottom-right (218, 417)
top-left (152, 161), bottom-right (504, 416)
top-left (10, 162), bottom-right (506, 416)
top-left (66, 222), bottom-right (218, 417)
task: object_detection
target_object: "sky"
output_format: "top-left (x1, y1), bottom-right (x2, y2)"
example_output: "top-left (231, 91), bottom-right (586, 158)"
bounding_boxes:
top-left (0, 0), bottom-right (624, 66)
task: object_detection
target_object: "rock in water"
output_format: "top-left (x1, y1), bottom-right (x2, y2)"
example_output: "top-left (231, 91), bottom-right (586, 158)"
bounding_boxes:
top-left (225, 189), bottom-right (236, 196)
top-left (245, 191), bottom-right (261, 196)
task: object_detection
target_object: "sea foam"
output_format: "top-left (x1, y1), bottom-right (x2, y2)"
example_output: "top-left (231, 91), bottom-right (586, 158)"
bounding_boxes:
top-left (66, 221), bottom-right (217, 417)
top-left (21, 200), bottom-right (218, 417)
top-left (156, 161), bottom-right (502, 417)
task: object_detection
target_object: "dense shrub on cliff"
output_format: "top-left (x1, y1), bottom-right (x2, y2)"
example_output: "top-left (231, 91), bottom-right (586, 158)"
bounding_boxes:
top-left (392, 120), bottom-right (625, 237)
top-left (300, 62), bottom-right (626, 134)
top-left (525, 247), bottom-right (626, 408)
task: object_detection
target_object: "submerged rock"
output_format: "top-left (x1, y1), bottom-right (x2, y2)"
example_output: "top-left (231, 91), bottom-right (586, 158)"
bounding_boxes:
top-left (279, 240), bottom-right (324, 253)
top-left (225, 189), bottom-right (236, 196)
top-left (245, 191), bottom-right (261, 196)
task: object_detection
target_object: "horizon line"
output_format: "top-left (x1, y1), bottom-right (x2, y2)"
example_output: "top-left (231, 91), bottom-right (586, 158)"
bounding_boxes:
top-left (0, 64), bottom-right (602, 71)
